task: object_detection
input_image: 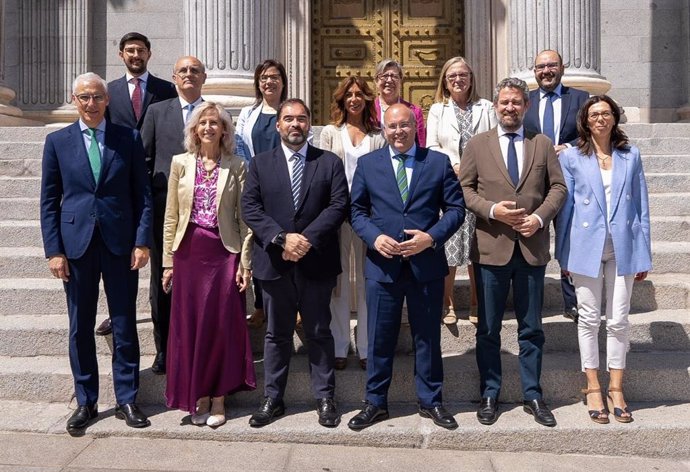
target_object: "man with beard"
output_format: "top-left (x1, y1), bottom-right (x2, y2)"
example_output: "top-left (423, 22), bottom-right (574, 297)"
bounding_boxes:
top-left (460, 77), bottom-right (566, 427)
top-left (139, 56), bottom-right (207, 374)
top-left (96, 33), bottom-right (177, 337)
top-left (241, 98), bottom-right (348, 428)
top-left (523, 49), bottom-right (589, 322)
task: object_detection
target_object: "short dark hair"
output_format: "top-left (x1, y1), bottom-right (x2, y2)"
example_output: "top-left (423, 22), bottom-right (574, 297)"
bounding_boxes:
top-left (277, 98), bottom-right (311, 120)
top-left (576, 94), bottom-right (629, 155)
top-left (119, 32), bottom-right (151, 51)
top-left (253, 59), bottom-right (288, 105)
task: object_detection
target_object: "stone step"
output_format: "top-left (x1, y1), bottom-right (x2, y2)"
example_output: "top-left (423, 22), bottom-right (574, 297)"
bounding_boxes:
top-left (0, 126), bottom-right (54, 142)
top-left (3, 399), bottom-right (689, 459)
top-left (0, 350), bottom-right (688, 406)
top-left (622, 123), bottom-right (690, 139)
top-left (642, 155), bottom-right (690, 174)
top-left (645, 173), bottom-right (690, 193)
top-left (0, 157), bottom-right (42, 177)
top-left (631, 137), bottom-right (690, 156)
top-left (1, 310), bottom-right (687, 358)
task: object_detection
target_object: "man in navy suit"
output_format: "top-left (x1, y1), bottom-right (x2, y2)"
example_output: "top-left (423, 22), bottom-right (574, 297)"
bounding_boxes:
top-left (242, 99), bottom-right (348, 428)
top-left (523, 49), bottom-right (589, 323)
top-left (348, 103), bottom-right (464, 430)
top-left (40, 73), bottom-right (152, 434)
top-left (97, 32), bottom-right (177, 337)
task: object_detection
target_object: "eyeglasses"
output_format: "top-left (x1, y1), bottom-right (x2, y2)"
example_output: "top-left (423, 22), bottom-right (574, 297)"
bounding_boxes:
top-left (385, 122), bottom-right (412, 131)
top-left (123, 47), bottom-right (148, 56)
top-left (175, 66), bottom-right (203, 76)
top-left (588, 111), bottom-right (613, 121)
top-left (377, 73), bottom-right (401, 82)
top-left (259, 74), bottom-right (282, 83)
top-left (446, 72), bottom-right (471, 81)
top-left (534, 62), bottom-right (560, 71)
top-left (74, 94), bottom-right (106, 104)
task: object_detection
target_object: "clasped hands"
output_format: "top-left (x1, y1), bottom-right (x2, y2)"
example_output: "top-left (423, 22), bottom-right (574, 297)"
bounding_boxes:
top-left (374, 229), bottom-right (433, 259)
top-left (282, 233), bottom-right (312, 262)
top-left (494, 201), bottom-right (540, 238)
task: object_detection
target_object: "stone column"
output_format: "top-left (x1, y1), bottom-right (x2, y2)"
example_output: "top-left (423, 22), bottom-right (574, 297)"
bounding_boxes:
top-left (677, 1), bottom-right (690, 122)
top-left (184, 0), bottom-right (284, 113)
top-left (508, 0), bottom-right (610, 95)
top-left (464, 0), bottom-right (494, 100)
top-left (284, 0), bottom-right (311, 106)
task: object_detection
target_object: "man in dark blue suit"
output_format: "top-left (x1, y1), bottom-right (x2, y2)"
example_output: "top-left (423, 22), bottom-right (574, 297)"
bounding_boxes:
top-left (523, 49), bottom-right (589, 323)
top-left (40, 73), bottom-right (153, 434)
top-left (348, 103), bottom-right (464, 430)
top-left (242, 98), bottom-right (348, 428)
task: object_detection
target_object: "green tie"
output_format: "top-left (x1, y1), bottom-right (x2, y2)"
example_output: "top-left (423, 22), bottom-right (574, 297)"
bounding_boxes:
top-left (395, 154), bottom-right (409, 203)
top-left (87, 128), bottom-right (101, 183)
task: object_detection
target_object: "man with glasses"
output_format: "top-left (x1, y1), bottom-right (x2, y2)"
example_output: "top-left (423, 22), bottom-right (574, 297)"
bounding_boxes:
top-left (140, 56), bottom-right (207, 375)
top-left (96, 33), bottom-right (177, 337)
top-left (348, 103), bottom-right (464, 430)
top-left (523, 49), bottom-right (589, 323)
top-left (40, 73), bottom-right (153, 434)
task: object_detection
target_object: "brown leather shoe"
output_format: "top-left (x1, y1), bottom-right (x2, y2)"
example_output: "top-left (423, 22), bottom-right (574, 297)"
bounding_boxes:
top-left (246, 309), bottom-right (265, 328)
top-left (334, 357), bottom-right (347, 370)
top-left (95, 318), bottom-right (112, 336)
top-left (358, 358), bottom-right (367, 370)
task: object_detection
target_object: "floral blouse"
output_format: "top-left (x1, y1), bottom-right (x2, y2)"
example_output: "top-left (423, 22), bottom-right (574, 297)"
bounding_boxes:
top-left (190, 157), bottom-right (219, 228)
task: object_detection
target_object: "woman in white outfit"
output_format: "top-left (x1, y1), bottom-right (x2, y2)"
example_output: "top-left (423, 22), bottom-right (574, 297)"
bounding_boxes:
top-left (426, 56), bottom-right (497, 325)
top-left (320, 76), bottom-right (386, 370)
top-left (555, 94), bottom-right (652, 424)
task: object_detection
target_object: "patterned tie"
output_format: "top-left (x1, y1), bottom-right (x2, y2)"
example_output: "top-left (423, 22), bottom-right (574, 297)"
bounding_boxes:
top-left (87, 128), bottom-right (102, 183)
top-left (506, 133), bottom-right (519, 186)
top-left (542, 91), bottom-right (556, 143)
top-left (131, 77), bottom-right (143, 121)
top-left (185, 103), bottom-right (195, 124)
top-left (395, 154), bottom-right (409, 203)
top-left (290, 153), bottom-right (304, 209)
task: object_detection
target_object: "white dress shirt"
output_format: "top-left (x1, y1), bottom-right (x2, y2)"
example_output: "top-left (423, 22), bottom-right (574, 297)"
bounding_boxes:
top-left (538, 83), bottom-right (563, 144)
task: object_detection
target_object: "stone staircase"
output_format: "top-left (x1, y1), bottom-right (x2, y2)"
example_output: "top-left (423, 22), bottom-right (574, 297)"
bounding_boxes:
top-left (0, 124), bottom-right (688, 458)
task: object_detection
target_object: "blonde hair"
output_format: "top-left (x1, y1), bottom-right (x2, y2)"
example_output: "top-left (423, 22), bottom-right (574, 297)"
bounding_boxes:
top-left (434, 56), bottom-right (480, 104)
top-left (183, 102), bottom-right (236, 156)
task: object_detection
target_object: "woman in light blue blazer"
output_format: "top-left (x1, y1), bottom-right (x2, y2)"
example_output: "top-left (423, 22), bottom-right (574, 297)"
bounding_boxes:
top-left (555, 95), bottom-right (652, 424)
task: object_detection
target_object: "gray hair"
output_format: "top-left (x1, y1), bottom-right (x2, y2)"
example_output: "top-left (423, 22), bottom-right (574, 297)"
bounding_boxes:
top-left (375, 58), bottom-right (403, 78)
top-left (72, 72), bottom-right (108, 93)
top-left (183, 102), bottom-right (236, 156)
top-left (492, 77), bottom-right (529, 104)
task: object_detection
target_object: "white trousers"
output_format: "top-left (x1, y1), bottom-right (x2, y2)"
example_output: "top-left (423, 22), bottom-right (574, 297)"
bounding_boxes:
top-left (571, 237), bottom-right (634, 371)
top-left (329, 223), bottom-right (368, 359)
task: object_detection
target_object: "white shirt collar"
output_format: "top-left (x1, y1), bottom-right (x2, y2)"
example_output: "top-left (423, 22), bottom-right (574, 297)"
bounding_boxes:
top-left (281, 142), bottom-right (309, 160)
top-left (178, 96), bottom-right (203, 109)
top-left (126, 71), bottom-right (149, 84)
top-left (388, 143), bottom-right (417, 159)
top-left (539, 83), bottom-right (562, 98)
top-left (497, 125), bottom-right (524, 139)
top-left (79, 119), bottom-right (107, 133)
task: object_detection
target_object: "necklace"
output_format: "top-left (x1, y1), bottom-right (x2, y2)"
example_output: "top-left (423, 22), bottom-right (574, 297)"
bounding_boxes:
top-left (596, 154), bottom-right (611, 162)
top-left (199, 155), bottom-right (219, 181)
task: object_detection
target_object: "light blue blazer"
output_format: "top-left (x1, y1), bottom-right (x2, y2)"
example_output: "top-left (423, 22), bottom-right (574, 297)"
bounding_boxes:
top-left (555, 145), bottom-right (652, 278)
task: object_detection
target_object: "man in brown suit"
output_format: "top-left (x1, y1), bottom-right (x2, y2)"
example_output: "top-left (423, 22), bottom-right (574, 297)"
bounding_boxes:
top-left (460, 77), bottom-right (566, 427)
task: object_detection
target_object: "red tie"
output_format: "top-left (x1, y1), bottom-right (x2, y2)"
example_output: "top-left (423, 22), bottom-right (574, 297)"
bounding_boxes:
top-left (131, 78), bottom-right (143, 121)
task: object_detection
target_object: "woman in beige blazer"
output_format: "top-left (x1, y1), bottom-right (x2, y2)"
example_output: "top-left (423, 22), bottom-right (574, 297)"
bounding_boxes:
top-left (427, 57), bottom-right (498, 325)
top-left (320, 76), bottom-right (386, 371)
top-left (162, 102), bottom-right (255, 428)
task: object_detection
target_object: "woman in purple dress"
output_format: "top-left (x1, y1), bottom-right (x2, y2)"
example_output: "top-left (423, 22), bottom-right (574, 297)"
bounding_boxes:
top-left (162, 102), bottom-right (256, 427)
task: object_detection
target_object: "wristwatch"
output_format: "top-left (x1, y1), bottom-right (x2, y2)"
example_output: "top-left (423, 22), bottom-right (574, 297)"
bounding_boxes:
top-left (273, 231), bottom-right (286, 249)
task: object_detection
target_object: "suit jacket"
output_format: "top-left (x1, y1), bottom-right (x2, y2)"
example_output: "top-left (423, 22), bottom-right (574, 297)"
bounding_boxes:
top-left (375, 98), bottom-right (427, 147)
top-left (106, 74), bottom-right (177, 130)
top-left (162, 151), bottom-right (253, 270)
top-left (524, 86), bottom-right (589, 146)
top-left (350, 146), bottom-right (465, 283)
top-left (241, 144), bottom-right (349, 280)
top-left (40, 121), bottom-right (152, 259)
top-left (555, 145), bottom-right (652, 277)
top-left (426, 98), bottom-right (497, 166)
top-left (318, 124), bottom-right (387, 162)
top-left (459, 127), bottom-right (567, 266)
top-left (141, 97), bottom-right (186, 192)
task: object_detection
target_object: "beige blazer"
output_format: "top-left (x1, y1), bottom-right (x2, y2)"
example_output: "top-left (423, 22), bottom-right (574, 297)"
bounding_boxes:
top-left (318, 124), bottom-right (386, 158)
top-left (162, 151), bottom-right (252, 270)
top-left (426, 98), bottom-right (497, 166)
top-left (459, 127), bottom-right (567, 266)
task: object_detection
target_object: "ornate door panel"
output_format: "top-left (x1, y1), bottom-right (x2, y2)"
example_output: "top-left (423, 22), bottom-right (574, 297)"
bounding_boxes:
top-left (312, 0), bottom-right (463, 125)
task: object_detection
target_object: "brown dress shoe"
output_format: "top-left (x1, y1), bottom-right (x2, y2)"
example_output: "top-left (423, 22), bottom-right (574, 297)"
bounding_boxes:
top-left (334, 357), bottom-right (347, 370)
top-left (358, 358), bottom-right (367, 370)
top-left (246, 308), bottom-right (265, 328)
top-left (95, 318), bottom-right (112, 336)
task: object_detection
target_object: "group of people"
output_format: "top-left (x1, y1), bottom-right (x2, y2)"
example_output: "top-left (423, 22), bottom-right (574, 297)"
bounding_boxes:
top-left (38, 30), bottom-right (651, 436)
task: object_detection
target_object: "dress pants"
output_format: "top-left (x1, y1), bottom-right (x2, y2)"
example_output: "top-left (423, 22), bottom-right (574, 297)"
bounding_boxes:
top-left (365, 263), bottom-right (444, 409)
top-left (474, 244), bottom-right (546, 401)
top-left (260, 267), bottom-right (336, 400)
top-left (65, 228), bottom-right (140, 406)
top-left (150, 189), bottom-right (171, 356)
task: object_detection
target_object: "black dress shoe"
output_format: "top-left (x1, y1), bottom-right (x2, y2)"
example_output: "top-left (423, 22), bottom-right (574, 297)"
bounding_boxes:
top-left (151, 352), bottom-right (166, 375)
top-left (115, 403), bottom-right (151, 428)
top-left (523, 399), bottom-right (557, 427)
top-left (419, 404), bottom-right (458, 429)
top-left (316, 398), bottom-right (340, 427)
top-left (563, 307), bottom-right (579, 323)
top-left (248, 397), bottom-right (285, 427)
top-left (347, 402), bottom-right (389, 431)
top-left (95, 318), bottom-right (112, 336)
top-left (66, 404), bottom-right (98, 433)
top-left (476, 397), bottom-right (498, 425)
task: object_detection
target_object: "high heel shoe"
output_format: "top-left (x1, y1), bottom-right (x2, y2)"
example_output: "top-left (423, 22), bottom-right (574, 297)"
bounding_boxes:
top-left (606, 387), bottom-right (633, 423)
top-left (581, 388), bottom-right (609, 424)
top-left (191, 397), bottom-right (210, 425)
top-left (207, 396), bottom-right (226, 427)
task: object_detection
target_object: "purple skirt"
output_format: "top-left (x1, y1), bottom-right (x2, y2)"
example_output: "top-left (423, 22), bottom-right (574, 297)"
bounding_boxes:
top-left (165, 223), bottom-right (256, 413)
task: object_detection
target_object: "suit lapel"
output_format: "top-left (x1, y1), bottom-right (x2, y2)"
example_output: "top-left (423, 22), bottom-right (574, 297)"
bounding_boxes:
top-left (275, 147), bottom-right (294, 212)
top-left (99, 127), bottom-right (117, 187)
top-left (559, 87), bottom-right (572, 132)
top-left (582, 151), bottom-right (607, 217)
top-left (168, 99), bottom-right (185, 135)
top-left (142, 76), bottom-right (156, 113)
top-left (69, 123), bottom-right (97, 188)
top-left (488, 129), bottom-right (513, 187)
top-left (115, 77), bottom-right (137, 125)
top-left (470, 102), bottom-right (481, 133)
top-left (406, 148), bottom-right (427, 207)
top-left (296, 145), bottom-right (319, 212)
top-left (518, 132), bottom-right (537, 190)
top-left (216, 154), bottom-right (230, 211)
top-left (609, 149), bottom-right (629, 220)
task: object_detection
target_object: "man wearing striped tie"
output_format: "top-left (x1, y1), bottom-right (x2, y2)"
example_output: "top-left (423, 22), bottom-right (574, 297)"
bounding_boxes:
top-left (242, 98), bottom-right (349, 428)
top-left (348, 103), bottom-right (465, 430)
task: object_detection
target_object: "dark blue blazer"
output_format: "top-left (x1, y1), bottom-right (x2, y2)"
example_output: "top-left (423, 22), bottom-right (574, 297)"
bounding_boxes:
top-left (106, 74), bottom-right (177, 130)
top-left (241, 144), bottom-right (349, 281)
top-left (524, 85), bottom-right (589, 146)
top-left (40, 121), bottom-right (153, 259)
top-left (350, 146), bottom-right (465, 284)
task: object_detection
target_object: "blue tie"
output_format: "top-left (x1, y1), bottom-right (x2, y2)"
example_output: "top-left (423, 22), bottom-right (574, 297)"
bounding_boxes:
top-left (290, 153), bottom-right (304, 209)
top-left (542, 91), bottom-right (556, 143)
top-left (506, 133), bottom-right (519, 186)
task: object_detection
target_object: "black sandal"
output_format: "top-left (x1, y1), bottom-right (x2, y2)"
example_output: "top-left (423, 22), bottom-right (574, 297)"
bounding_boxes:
top-left (606, 387), bottom-right (633, 423)
top-left (581, 388), bottom-right (609, 424)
